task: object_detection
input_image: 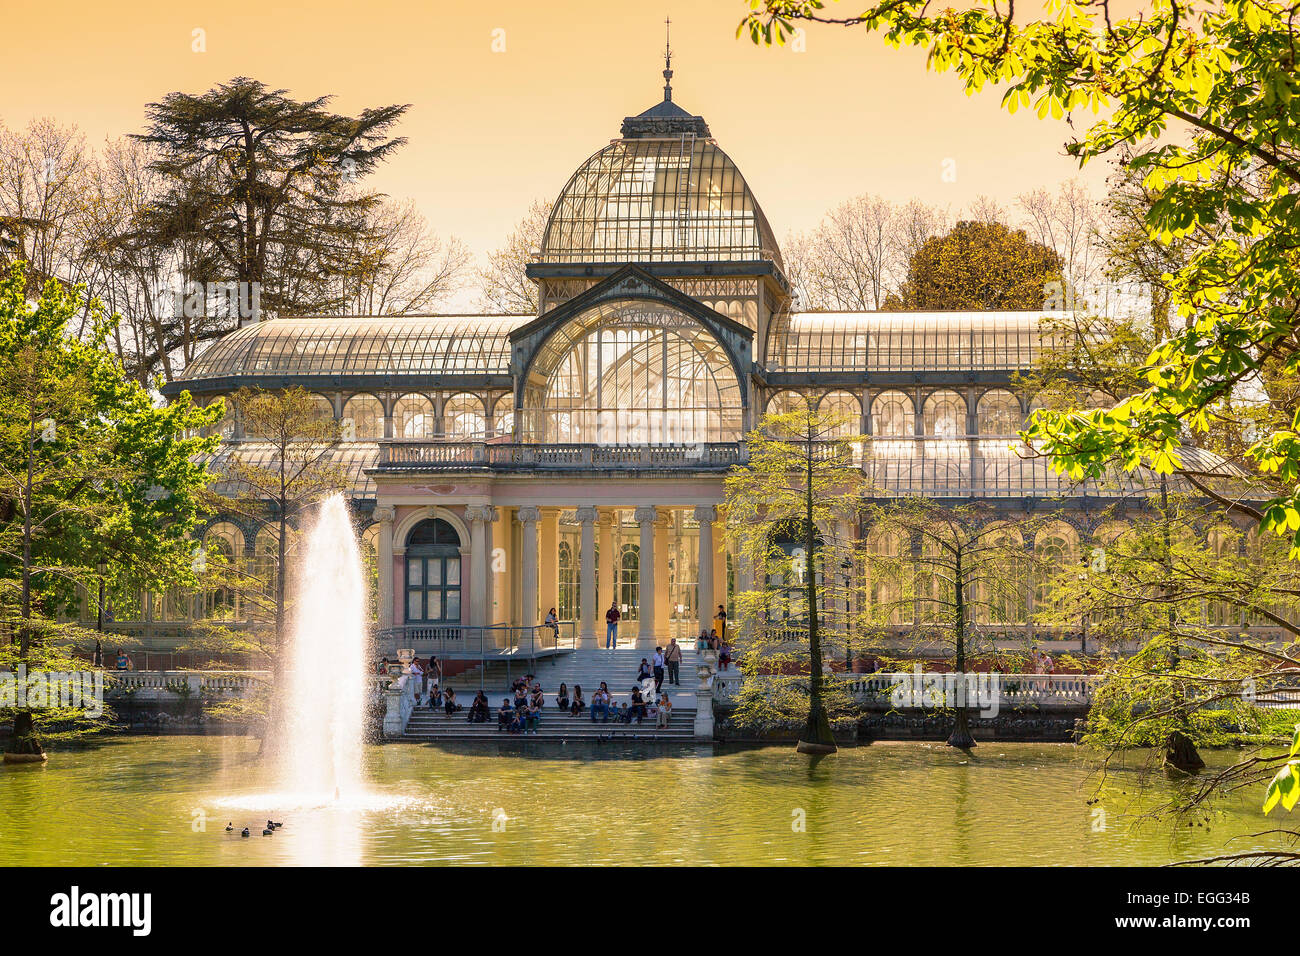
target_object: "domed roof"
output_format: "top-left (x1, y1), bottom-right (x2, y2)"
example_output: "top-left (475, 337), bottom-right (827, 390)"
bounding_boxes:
top-left (539, 101), bottom-right (783, 271)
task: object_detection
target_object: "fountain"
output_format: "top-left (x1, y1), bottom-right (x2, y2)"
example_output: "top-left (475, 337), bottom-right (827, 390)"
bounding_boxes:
top-left (274, 494), bottom-right (367, 800)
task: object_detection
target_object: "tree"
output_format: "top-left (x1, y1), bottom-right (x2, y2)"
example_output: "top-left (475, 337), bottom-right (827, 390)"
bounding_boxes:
top-left (1035, 495), bottom-right (1300, 787)
top-left (886, 219), bottom-right (1065, 311)
top-left (739, 0), bottom-right (1300, 852)
top-left (0, 262), bottom-right (218, 753)
top-left (862, 499), bottom-right (1042, 748)
top-left (199, 387), bottom-right (347, 748)
top-left (477, 199), bottom-right (552, 314)
top-left (723, 398), bottom-right (866, 753)
top-left (134, 77), bottom-right (410, 324)
top-left (330, 196), bottom-right (471, 315)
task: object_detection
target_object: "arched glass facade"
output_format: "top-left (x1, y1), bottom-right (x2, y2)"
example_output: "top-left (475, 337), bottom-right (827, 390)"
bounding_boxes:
top-left (521, 299), bottom-right (742, 445)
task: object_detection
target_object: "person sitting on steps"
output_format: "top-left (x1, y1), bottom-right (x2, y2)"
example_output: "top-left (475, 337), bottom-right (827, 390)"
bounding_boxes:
top-left (569, 684), bottom-right (585, 716)
top-left (556, 682), bottom-right (570, 711)
top-left (497, 698), bottom-right (513, 732)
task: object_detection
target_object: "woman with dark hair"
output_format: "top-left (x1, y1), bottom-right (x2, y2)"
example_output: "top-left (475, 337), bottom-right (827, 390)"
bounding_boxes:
top-left (569, 684), bottom-right (584, 716)
top-left (556, 682), bottom-right (570, 711)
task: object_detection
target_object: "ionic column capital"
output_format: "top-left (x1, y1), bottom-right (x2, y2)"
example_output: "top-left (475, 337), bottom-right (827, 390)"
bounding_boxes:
top-left (634, 505), bottom-right (658, 525)
top-left (575, 506), bottom-right (599, 524)
top-left (374, 505), bottom-right (395, 525)
top-left (465, 504), bottom-right (497, 524)
top-left (517, 505), bottom-right (541, 524)
top-left (693, 505), bottom-right (717, 524)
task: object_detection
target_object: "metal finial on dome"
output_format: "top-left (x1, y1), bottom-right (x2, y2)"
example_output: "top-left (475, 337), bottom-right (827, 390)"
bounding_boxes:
top-left (663, 17), bottom-right (673, 102)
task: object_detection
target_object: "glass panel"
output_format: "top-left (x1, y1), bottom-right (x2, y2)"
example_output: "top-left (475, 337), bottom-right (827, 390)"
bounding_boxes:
top-left (445, 558), bottom-right (459, 586)
top-left (427, 560), bottom-right (442, 586)
top-left (427, 592), bottom-right (443, 621)
top-left (407, 591), bottom-right (422, 621)
top-left (407, 560), bottom-right (423, 587)
top-left (444, 592), bottom-right (460, 621)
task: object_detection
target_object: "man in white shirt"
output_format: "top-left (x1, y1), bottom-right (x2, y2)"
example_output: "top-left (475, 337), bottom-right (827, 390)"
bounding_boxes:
top-left (652, 647), bottom-right (666, 693)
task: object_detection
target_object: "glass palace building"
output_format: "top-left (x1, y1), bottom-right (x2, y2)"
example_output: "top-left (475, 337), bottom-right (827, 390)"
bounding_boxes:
top-left (157, 81), bottom-right (1243, 655)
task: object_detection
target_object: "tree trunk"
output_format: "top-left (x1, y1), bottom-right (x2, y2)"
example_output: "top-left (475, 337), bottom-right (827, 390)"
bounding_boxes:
top-left (798, 438), bottom-right (836, 755)
top-left (1163, 730), bottom-right (1205, 774)
top-left (947, 546), bottom-right (976, 749)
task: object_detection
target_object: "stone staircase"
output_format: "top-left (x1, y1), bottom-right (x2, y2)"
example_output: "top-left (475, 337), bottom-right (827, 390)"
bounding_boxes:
top-left (405, 646), bottom-right (707, 741)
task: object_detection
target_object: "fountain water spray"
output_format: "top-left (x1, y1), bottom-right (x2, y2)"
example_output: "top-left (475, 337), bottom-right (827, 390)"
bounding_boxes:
top-left (275, 494), bottom-right (367, 800)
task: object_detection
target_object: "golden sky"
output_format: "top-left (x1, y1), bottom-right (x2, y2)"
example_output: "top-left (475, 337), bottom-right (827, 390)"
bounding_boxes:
top-left (4, 0), bottom-right (1108, 273)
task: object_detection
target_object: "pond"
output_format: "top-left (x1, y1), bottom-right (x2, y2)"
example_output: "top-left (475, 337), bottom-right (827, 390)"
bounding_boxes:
top-left (0, 737), bottom-right (1284, 866)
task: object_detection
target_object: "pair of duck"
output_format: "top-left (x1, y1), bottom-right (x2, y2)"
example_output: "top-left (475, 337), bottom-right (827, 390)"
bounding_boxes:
top-left (226, 820), bottom-right (284, 837)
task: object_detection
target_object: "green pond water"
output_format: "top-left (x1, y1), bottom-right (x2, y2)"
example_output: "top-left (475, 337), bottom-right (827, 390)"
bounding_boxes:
top-left (0, 737), bottom-right (1285, 866)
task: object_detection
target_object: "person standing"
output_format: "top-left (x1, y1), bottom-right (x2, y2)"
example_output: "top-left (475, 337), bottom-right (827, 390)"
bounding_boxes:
top-left (664, 638), bottom-right (682, 686)
top-left (652, 646), bottom-right (666, 693)
top-left (713, 604), bottom-right (727, 644)
top-left (605, 601), bottom-right (621, 649)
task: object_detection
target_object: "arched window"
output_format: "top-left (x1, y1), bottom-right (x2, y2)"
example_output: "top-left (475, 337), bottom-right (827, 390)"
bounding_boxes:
top-left (870, 391), bottom-right (914, 437)
top-left (308, 393), bottom-right (336, 423)
top-left (341, 394), bottom-right (384, 441)
top-left (619, 544), bottom-right (640, 622)
top-left (923, 390), bottom-right (967, 437)
top-left (978, 524), bottom-right (1027, 625)
top-left (492, 395), bottom-right (515, 440)
top-left (405, 519), bottom-right (461, 623)
top-left (865, 528), bottom-right (910, 625)
top-left (360, 522), bottom-right (381, 623)
top-left (523, 300), bottom-right (743, 445)
top-left (766, 390), bottom-right (810, 416)
top-left (1034, 522), bottom-right (1078, 614)
top-left (202, 522), bottom-right (243, 621)
top-left (818, 390), bottom-right (861, 437)
top-left (444, 393), bottom-right (486, 439)
top-left (978, 389), bottom-right (1021, 436)
top-left (1206, 525), bottom-right (1239, 626)
top-left (206, 398), bottom-right (236, 440)
top-left (394, 394), bottom-right (436, 439)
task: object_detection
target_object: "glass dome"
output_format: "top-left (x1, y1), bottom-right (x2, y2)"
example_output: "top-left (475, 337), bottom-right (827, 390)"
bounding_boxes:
top-left (539, 138), bottom-right (783, 270)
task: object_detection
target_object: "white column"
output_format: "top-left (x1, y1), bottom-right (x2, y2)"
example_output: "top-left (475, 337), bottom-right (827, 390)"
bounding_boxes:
top-left (518, 506), bottom-right (540, 628)
top-left (635, 505), bottom-right (657, 644)
top-left (375, 505), bottom-right (395, 632)
top-left (465, 505), bottom-right (496, 629)
top-left (577, 506), bottom-right (598, 647)
top-left (695, 505), bottom-right (716, 637)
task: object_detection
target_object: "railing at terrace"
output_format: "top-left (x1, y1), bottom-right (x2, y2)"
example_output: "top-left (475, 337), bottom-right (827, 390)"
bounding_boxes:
top-left (376, 441), bottom-right (746, 470)
top-left (374, 622), bottom-right (577, 675)
top-left (710, 671), bottom-right (1101, 708)
top-left (105, 670), bottom-right (265, 697)
top-left (371, 438), bottom-right (1239, 500)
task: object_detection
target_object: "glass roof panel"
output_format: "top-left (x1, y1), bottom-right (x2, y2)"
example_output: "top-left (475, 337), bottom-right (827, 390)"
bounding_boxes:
top-left (179, 315), bottom-right (531, 382)
top-left (768, 311), bottom-right (1073, 373)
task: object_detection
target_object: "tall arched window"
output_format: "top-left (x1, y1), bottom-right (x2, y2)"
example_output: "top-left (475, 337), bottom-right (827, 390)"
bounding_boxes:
top-left (978, 524), bottom-right (1027, 625)
top-left (394, 394), bottom-right (436, 439)
top-left (865, 528), bottom-right (910, 625)
top-left (405, 519), bottom-right (462, 623)
top-left (341, 394), bottom-right (384, 441)
top-left (1034, 522), bottom-right (1078, 615)
top-left (558, 539), bottom-right (577, 621)
top-left (523, 301), bottom-right (743, 445)
top-left (444, 393), bottom-right (486, 439)
top-left (923, 390), bottom-right (967, 437)
top-left (818, 390), bottom-right (861, 437)
top-left (870, 391), bottom-right (914, 437)
top-left (202, 523), bottom-right (243, 621)
top-left (492, 395), bottom-right (515, 440)
top-left (977, 389), bottom-right (1021, 436)
top-left (619, 544), bottom-right (640, 621)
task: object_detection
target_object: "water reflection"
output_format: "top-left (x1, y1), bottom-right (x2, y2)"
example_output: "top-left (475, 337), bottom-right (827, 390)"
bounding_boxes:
top-left (0, 736), bottom-right (1286, 866)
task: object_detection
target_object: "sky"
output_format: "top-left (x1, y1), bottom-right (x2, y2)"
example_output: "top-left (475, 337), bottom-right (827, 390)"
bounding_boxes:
top-left (3, 0), bottom-right (1113, 298)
